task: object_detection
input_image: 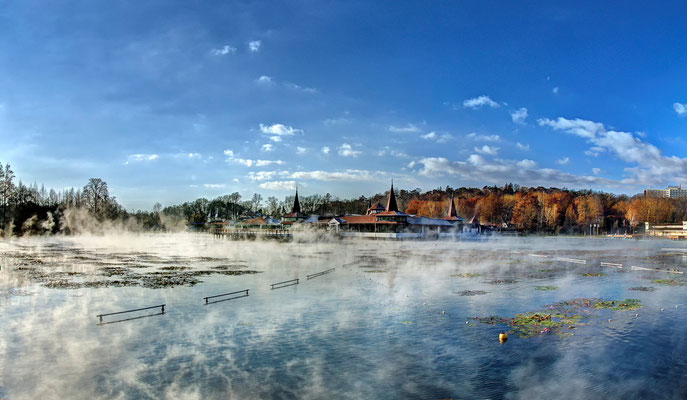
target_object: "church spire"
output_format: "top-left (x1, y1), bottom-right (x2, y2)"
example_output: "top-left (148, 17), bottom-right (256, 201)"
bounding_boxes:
top-left (447, 194), bottom-right (458, 218)
top-left (292, 186), bottom-right (301, 214)
top-left (385, 180), bottom-right (398, 212)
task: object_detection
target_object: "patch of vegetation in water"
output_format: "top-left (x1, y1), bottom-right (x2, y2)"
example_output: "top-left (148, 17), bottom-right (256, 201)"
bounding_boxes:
top-left (158, 266), bottom-right (190, 271)
top-left (212, 264), bottom-right (250, 270)
top-left (99, 267), bottom-right (128, 276)
top-left (458, 290), bottom-right (488, 296)
top-left (652, 279), bottom-right (687, 286)
top-left (451, 273), bottom-right (482, 278)
top-left (475, 297), bottom-right (643, 339)
top-left (594, 299), bottom-right (642, 310)
top-left (535, 286), bottom-right (558, 291)
top-left (486, 279), bottom-right (517, 285)
top-left (629, 286), bottom-right (656, 292)
top-left (580, 272), bottom-right (606, 277)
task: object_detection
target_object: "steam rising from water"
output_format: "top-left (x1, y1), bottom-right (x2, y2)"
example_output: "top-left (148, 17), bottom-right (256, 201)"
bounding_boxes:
top-left (0, 234), bottom-right (686, 399)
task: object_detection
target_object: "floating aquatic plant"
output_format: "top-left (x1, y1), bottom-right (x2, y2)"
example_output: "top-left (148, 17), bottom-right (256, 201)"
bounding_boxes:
top-left (580, 272), bottom-right (606, 277)
top-left (486, 279), bottom-right (517, 285)
top-left (475, 297), bottom-right (642, 339)
top-left (535, 286), bottom-right (558, 291)
top-left (652, 279), bottom-right (687, 286)
top-left (451, 273), bottom-right (482, 278)
top-left (458, 290), bottom-right (488, 296)
top-left (629, 286), bottom-right (656, 292)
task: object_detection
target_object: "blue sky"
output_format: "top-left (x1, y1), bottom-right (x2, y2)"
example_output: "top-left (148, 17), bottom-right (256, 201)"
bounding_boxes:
top-left (2, 1), bottom-right (687, 210)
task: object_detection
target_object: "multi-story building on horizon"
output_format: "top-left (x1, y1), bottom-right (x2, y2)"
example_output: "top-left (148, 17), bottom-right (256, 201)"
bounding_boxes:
top-left (644, 185), bottom-right (687, 199)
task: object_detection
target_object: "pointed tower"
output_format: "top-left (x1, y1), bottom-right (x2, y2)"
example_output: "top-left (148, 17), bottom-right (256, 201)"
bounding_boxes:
top-left (447, 195), bottom-right (458, 218)
top-left (386, 180), bottom-right (399, 212)
top-left (445, 194), bottom-right (463, 224)
top-left (282, 185), bottom-right (307, 222)
top-left (292, 186), bottom-right (301, 214)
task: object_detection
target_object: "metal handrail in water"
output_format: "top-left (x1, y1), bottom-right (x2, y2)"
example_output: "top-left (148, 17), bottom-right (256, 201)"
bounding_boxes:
top-left (204, 289), bottom-right (249, 304)
top-left (97, 304), bottom-right (165, 324)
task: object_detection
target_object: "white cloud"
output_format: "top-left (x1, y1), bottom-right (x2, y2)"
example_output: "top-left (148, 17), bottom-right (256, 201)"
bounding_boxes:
top-left (259, 181), bottom-right (298, 191)
top-left (285, 82), bottom-right (318, 93)
top-left (592, 168), bottom-right (601, 175)
top-left (249, 171), bottom-right (282, 181)
top-left (538, 117), bottom-right (603, 139)
top-left (584, 146), bottom-right (605, 157)
top-left (188, 153), bottom-right (201, 159)
top-left (463, 95), bottom-right (500, 109)
top-left (256, 75), bottom-right (273, 85)
top-left (556, 157), bottom-right (570, 165)
top-left (125, 153), bottom-right (159, 164)
top-left (516, 142), bottom-right (530, 151)
top-left (248, 40), bottom-right (262, 52)
top-left (290, 169), bottom-right (375, 182)
top-left (223, 148), bottom-right (284, 168)
top-left (259, 123), bottom-right (303, 137)
top-left (233, 178), bottom-right (239, 183)
top-left (539, 116), bottom-right (687, 185)
top-left (553, 87), bottom-right (559, 95)
top-left (210, 45), bottom-right (236, 56)
top-left (408, 161), bottom-right (416, 168)
top-left (517, 159), bottom-right (538, 169)
top-left (296, 146), bottom-right (307, 154)
top-left (674, 102), bottom-right (687, 116)
top-left (510, 107), bottom-right (528, 125)
top-left (270, 136), bottom-right (282, 142)
top-left (377, 147), bottom-right (408, 158)
top-left (338, 143), bottom-right (361, 157)
top-left (388, 123), bottom-right (421, 133)
top-left (474, 145), bottom-right (499, 156)
top-left (249, 169), bottom-right (378, 183)
top-left (422, 131), bottom-right (452, 143)
top-left (203, 183), bottom-right (226, 189)
top-left (321, 146), bottom-right (330, 154)
top-left (467, 133), bottom-right (500, 142)
top-left (416, 155), bottom-right (611, 188)
top-left (261, 144), bottom-right (274, 152)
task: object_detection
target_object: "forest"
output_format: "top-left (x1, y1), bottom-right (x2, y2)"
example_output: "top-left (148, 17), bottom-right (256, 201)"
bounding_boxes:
top-left (0, 161), bottom-right (684, 236)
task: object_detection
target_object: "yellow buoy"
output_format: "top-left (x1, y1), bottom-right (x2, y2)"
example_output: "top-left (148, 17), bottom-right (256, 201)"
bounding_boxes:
top-left (499, 332), bottom-right (508, 342)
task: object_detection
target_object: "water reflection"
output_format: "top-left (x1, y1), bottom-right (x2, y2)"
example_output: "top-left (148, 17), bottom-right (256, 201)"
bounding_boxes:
top-left (0, 234), bottom-right (686, 399)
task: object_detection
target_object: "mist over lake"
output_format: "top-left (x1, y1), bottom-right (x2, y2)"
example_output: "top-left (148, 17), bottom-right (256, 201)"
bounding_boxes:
top-left (1, 234), bottom-right (686, 399)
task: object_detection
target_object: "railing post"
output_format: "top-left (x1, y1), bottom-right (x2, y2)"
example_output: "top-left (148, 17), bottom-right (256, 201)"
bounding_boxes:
top-left (161, 305), bottom-right (165, 314)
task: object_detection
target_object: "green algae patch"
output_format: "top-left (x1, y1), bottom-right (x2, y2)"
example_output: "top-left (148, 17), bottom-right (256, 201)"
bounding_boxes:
top-left (451, 273), bottom-right (482, 278)
top-left (652, 279), bottom-right (687, 286)
top-left (580, 272), bottom-right (606, 277)
top-left (594, 299), bottom-right (642, 311)
top-left (535, 286), bottom-right (558, 291)
top-left (474, 297), bottom-right (643, 339)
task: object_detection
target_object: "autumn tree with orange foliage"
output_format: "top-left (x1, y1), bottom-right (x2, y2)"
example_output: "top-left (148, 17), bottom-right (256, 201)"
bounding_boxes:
top-left (479, 193), bottom-right (503, 225)
top-left (512, 193), bottom-right (539, 231)
top-left (625, 197), bottom-right (674, 226)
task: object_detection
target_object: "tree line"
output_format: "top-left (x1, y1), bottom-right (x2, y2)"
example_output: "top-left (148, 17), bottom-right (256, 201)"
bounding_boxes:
top-left (1, 161), bottom-right (685, 236)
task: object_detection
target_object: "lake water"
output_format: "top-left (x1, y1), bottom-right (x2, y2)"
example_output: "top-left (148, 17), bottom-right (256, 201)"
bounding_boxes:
top-left (0, 234), bottom-right (686, 399)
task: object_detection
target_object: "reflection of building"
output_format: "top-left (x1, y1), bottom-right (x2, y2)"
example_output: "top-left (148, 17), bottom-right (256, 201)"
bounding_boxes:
top-left (644, 185), bottom-right (687, 199)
